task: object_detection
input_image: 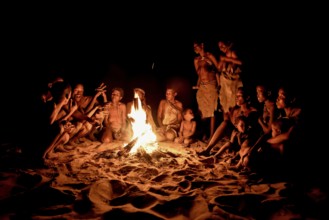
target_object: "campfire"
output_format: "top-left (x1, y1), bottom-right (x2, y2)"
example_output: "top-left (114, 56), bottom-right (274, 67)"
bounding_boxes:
top-left (124, 92), bottom-right (158, 154)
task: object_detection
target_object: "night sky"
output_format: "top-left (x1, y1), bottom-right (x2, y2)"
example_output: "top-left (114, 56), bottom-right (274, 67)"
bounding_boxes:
top-left (1, 5), bottom-right (315, 144)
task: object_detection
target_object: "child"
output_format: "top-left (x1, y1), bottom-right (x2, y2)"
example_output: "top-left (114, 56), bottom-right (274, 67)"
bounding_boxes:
top-left (174, 108), bottom-right (197, 147)
top-left (269, 117), bottom-right (293, 155)
top-left (239, 117), bottom-right (293, 175)
top-left (213, 115), bottom-right (259, 168)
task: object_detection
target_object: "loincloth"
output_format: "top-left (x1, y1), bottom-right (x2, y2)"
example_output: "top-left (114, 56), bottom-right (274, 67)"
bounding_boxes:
top-left (196, 81), bottom-right (218, 118)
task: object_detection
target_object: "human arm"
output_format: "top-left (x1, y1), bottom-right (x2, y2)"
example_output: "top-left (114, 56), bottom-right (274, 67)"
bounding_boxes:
top-left (193, 58), bottom-right (201, 89)
top-left (157, 100), bottom-right (165, 128)
top-left (85, 83), bottom-right (107, 113)
top-left (207, 52), bottom-right (219, 70)
top-left (120, 103), bottom-right (127, 130)
top-left (267, 126), bottom-right (294, 144)
top-left (220, 51), bottom-right (242, 65)
top-left (60, 99), bottom-right (79, 122)
top-left (49, 102), bottom-right (66, 125)
top-left (49, 96), bottom-right (77, 125)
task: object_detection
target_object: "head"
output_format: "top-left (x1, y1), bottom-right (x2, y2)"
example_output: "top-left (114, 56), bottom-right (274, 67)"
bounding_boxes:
top-left (236, 87), bottom-right (250, 107)
top-left (111, 87), bottom-right (124, 102)
top-left (51, 81), bottom-right (72, 105)
top-left (72, 83), bottom-right (85, 102)
top-left (193, 41), bottom-right (204, 55)
top-left (271, 118), bottom-right (291, 137)
top-left (165, 88), bottom-right (177, 101)
top-left (134, 88), bottom-right (145, 101)
top-left (48, 76), bottom-right (64, 88)
top-left (183, 108), bottom-right (194, 121)
top-left (276, 86), bottom-right (296, 109)
top-left (256, 85), bottom-right (271, 103)
top-left (218, 40), bottom-right (232, 53)
top-left (235, 115), bottom-right (249, 133)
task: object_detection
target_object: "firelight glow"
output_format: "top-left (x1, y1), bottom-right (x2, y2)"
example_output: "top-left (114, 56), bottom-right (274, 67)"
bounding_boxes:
top-left (127, 92), bottom-right (158, 154)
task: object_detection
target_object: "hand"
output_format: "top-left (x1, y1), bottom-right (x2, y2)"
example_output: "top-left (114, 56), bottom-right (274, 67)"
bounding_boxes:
top-left (61, 120), bottom-right (75, 133)
top-left (95, 82), bottom-right (107, 92)
top-left (70, 99), bottom-right (78, 112)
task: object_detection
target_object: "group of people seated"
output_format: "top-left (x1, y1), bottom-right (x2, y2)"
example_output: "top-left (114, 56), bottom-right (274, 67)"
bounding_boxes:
top-left (199, 84), bottom-right (303, 177)
top-left (26, 36), bottom-right (304, 180)
top-left (34, 72), bottom-right (303, 179)
top-left (36, 77), bottom-right (197, 161)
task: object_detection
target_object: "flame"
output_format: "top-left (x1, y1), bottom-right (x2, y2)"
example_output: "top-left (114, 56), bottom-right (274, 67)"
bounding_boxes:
top-left (127, 92), bottom-right (158, 154)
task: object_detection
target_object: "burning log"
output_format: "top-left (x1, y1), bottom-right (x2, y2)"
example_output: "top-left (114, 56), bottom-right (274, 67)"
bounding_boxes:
top-left (117, 136), bottom-right (139, 157)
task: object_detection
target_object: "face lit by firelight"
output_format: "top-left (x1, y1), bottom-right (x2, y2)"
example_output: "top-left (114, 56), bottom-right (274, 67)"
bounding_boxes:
top-left (165, 89), bottom-right (176, 102)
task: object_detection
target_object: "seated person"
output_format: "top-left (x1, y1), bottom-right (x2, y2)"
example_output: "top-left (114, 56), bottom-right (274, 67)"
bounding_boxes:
top-left (174, 108), bottom-right (197, 147)
top-left (242, 117), bottom-right (294, 176)
top-left (101, 87), bottom-right (130, 143)
top-left (255, 84), bottom-right (279, 135)
top-left (41, 82), bottom-right (84, 159)
top-left (64, 82), bottom-right (107, 144)
top-left (212, 115), bottom-right (259, 168)
top-left (156, 87), bottom-right (183, 142)
top-left (199, 86), bottom-right (258, 156)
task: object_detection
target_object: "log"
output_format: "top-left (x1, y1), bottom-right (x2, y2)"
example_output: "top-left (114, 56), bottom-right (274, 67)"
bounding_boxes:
top-left (117, 136), bottom-right (139, 157)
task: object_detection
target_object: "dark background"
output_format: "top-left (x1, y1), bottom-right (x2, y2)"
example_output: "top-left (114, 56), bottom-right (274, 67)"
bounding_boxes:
top-left (1, 3), bottom-right (327, 183)
top-left (1, 5), bottom-right (316, 147)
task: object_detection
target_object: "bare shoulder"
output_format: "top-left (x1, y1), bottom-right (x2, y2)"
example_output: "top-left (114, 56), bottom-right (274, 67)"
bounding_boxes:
top-left (175, 100), bottom-right (183, 106)
top-left (292, 107), bottom-right (302, 117)
top-left (158, 99), bottom-right (166, 109)
top-left (119, 102), bottom-right (126, 109)
top-left (229, 50), bottom-right (238, 58)
top-left (206, 52), bottom-right (215, 58)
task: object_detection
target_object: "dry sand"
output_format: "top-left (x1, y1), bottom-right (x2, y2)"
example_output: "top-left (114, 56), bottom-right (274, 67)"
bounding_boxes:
top-left (0, 139), bottom-right (327, 219)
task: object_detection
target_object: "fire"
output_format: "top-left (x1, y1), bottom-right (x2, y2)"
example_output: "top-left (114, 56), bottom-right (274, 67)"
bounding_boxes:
top-left (127, 92), bottom-right (158, 154)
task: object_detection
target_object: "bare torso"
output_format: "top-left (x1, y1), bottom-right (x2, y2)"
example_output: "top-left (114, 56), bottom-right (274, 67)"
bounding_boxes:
top-left (105, 102), bottom-right (126, 132)
top-left (195, 53), bottom-right (217, 83)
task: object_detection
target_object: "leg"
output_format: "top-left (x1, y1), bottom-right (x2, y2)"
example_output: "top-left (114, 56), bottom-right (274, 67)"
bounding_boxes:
top-left (200, 120), bottom-right (229, 155)
top-left (101, 127), bottom-right (113, 143)
top-left (43, 132), bottom-right (70, 159)
top-left (209, 116), bottom-right (216, 140)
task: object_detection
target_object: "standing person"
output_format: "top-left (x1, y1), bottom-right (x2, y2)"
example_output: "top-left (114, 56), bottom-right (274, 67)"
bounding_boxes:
top-left (193, 40), bottom-right (219, 142)
top-left (174, 108), bottom-right (197, 147)
top-left (156, 87), bottom-right (183, 142)
top-left (216, 40), bottom-right (243, 116)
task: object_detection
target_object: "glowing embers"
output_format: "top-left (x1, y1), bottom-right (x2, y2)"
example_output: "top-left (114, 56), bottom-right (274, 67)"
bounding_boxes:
top-left (127, 92), bottom-right (158, 154)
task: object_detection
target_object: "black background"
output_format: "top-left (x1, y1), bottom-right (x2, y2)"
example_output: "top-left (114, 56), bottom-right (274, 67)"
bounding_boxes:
top-left (1, 4), bottom-right (317, 149)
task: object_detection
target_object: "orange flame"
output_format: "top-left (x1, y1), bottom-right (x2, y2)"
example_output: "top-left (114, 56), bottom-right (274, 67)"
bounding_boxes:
top-left (127, 92), bottom-right (158, 154)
